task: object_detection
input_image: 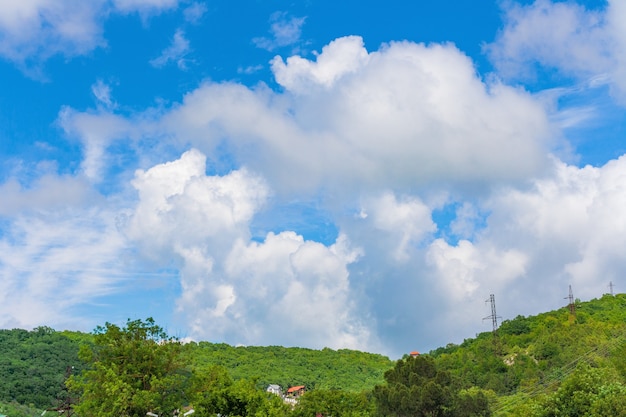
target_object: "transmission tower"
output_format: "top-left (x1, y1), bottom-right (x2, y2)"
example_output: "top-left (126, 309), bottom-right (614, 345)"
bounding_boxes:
top-left (609, 281), bottom-right (615, 296)
top-left (564, 285), bottom-right (576, 319)
top-left (482, 293), bottom-right (503, 355)
top-left (483, 294), bottom-right (501, 335)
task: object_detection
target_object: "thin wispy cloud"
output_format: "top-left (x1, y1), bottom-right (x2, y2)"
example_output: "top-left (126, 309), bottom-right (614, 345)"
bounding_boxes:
top-left (150, 29), bottom-right (191, 70)
top-left (91, 80), bottom-right (117, 110)
top-left (253, 12), bottom-right (306, 51)
top-left (183, 2), bottom-right (207, 24)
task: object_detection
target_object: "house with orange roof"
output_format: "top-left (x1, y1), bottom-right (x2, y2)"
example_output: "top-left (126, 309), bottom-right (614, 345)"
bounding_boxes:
top-left (286, 385), bottom-right (306, 397)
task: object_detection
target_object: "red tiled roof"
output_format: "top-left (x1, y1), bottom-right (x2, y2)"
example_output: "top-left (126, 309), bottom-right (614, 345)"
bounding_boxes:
top-left (287, 385), bottom-right (305, 393)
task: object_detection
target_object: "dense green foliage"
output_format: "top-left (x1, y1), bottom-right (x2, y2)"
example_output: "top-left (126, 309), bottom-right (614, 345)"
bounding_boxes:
top-left (0, 401), bottom-right (43, 417)
top-left (189, 366), bottom-right (293, 417)
top-left (67, 318), bottom-right (189, 417)
top-left (186, 342), bottom-right (393, 392)
top-left (431, 293), bottom-right (626, 415)
top-left (291, 389), bottom-right (374, 417)
top-left (4, 294), bottom-right (626, 416)
top-left (0, 325), bottom-right (391, 414)
top-left (373, 355), bottom-right (490, 417)
top-left (0, 326), bottom-right (88, 408)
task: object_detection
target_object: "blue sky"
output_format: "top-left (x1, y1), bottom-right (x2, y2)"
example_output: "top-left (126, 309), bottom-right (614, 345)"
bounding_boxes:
top-left (1, 0), bottom-right (625, 358)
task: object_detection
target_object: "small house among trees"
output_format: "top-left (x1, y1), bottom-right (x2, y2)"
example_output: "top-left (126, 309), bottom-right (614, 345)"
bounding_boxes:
top-left (286, 385), bottom-right (306, 397)
top-left (266, 384), bottom-right (282, 396)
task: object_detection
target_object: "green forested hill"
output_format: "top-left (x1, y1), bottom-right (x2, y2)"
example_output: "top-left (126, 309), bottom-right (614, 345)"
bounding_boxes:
top-left (3, 294), bottom-right (626, 416)
top-left (430, 293), bottom-right (626, 415)
top-left (186, 342), bottom-right (393, 392)
top-left (0, 327), bottom-right (393, 409)
top-left (0, 327), bottom-right (89, 408)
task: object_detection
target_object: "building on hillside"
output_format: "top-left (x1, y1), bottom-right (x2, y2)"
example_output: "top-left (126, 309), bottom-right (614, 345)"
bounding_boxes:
top-left (266, 384), bottom-right (283, 396)
top-left (286, 385), bottom-right (306, 398)
top-left (410, 351), bottom-right (420, 357)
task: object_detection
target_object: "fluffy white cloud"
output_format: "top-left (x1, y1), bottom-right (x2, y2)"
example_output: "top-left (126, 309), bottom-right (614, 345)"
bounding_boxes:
top-left (0, 0), bottom-right (180, 67)
top-left (164, 36), bottom-right (553, 197)
top-left (120, 149), bottom-right (373, 350)
top-left (126, 149), bottom-right (269, 262)
top-left (10, 0), bottom-right (626, 360)
top-left (0, 0), bottom-right (106, 65)
top-left (487, 0), bottom-right (609, 79)
top-left (40, 32), bottom-right (626, 356)
top-left (487, 0), bottom-right (626, 103)
top-left (271, 36), bottom-right (370, 92)
top-left (359, 192), bottom-right (436, 261)
top-left (485, 157), bottom-right (626, 293)
top-left (205, 231), bottom-right (370, 349)
top-left (51, 36), bottom-right (565, 355)
top-left (424, 156), bottom-right (626, 336)
top-left (427, 239), bottom-right (528, 302)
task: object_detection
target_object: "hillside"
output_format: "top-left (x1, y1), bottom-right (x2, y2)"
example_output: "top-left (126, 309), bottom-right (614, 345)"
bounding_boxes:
top-left (186, 342), bottom-right (394, 392)
top-left (430, 293), bottom-right (626, 415)
top-left (0, 327), bottom-right (89, 408)
top-left (2, 294), bottom-right (626, 416)
top-left (0, 327), bottom-right (393, 410)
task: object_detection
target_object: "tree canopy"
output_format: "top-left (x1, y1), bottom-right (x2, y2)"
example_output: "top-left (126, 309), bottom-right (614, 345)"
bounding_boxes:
top-left (67, 318), bottom-right (189, 417)
top-left (373, 354), bottom-right (490, 417)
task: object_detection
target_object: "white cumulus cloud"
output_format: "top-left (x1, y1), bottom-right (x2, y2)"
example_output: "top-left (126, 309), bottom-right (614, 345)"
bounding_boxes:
top-left (120, 149), bottom-right (372, 350)
top-left (164, 36), bottom-right (553, 198)
top-left (31, 31), bottom-right (626, 357)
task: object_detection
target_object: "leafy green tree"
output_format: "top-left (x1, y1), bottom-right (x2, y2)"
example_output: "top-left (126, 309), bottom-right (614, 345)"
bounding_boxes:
top-left (191, 368), bottom-right (285, 417)
top-left (589, 383), bottom-right (626, 416)
top-left (373, 355), bottom-right (455, 417)
top-left (291, 389), bottom-right (374, 417)
top-left (68, 318), bottom-right (189, 417)
top-left (0, 400), bottom-right (44, 417)
top-left (506, 364), bottom-right (626, 417)
top-left (454, 387), bottom-right (492, 417)
top-left (373, 355), bottom-right (491, 417)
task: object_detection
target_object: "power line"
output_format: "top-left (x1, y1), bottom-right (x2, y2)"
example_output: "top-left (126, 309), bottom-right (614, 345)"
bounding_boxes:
top-left (491, 329), bottom-right (625, 414)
